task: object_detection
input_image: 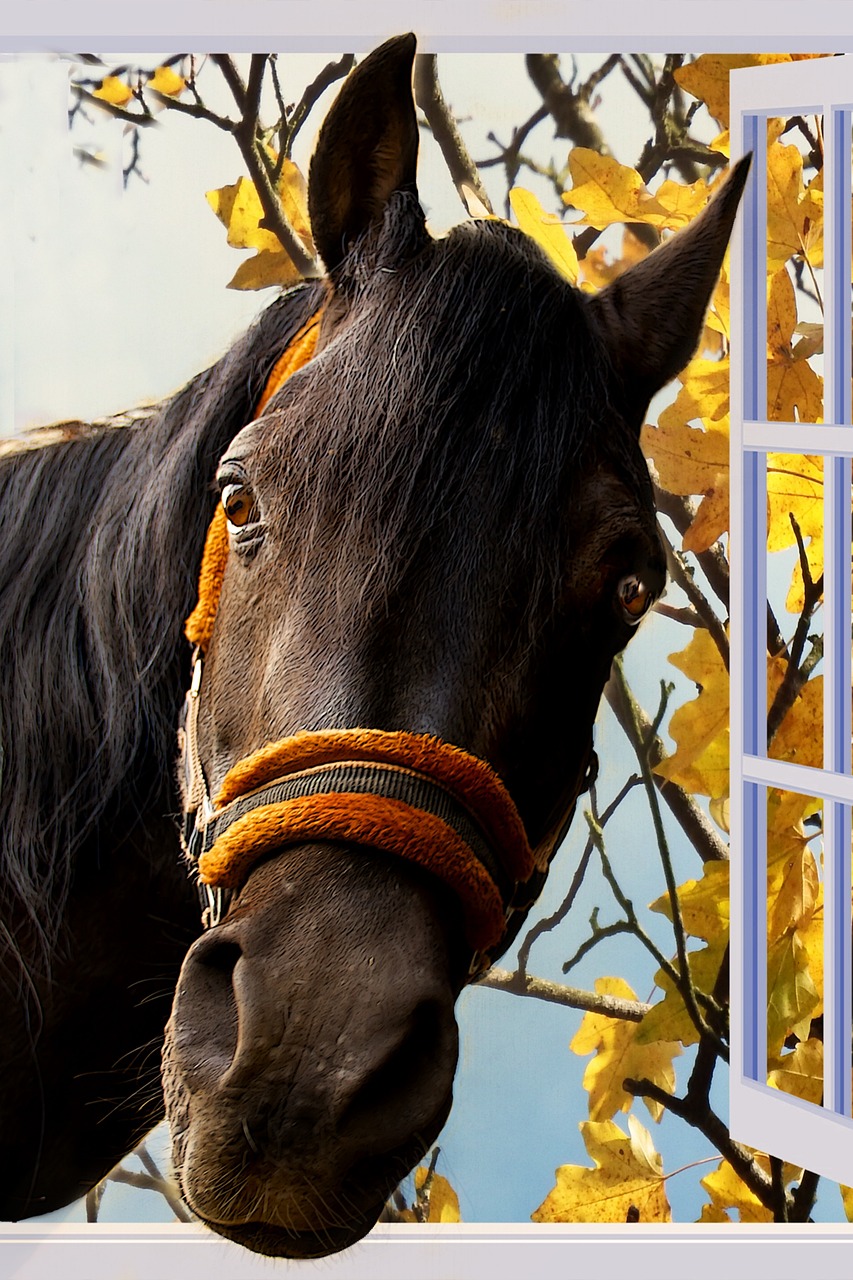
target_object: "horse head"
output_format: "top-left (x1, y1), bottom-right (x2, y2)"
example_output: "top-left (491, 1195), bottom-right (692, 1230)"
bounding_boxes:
top-left (162, 35), bottom-right (748, 1257)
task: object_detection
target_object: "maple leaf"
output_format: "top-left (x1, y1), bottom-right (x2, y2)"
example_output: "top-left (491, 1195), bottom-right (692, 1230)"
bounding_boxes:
top-left (765, 452), bottom-right (823, 612)
top-left (532, 1116), bottom-right (671, 1224)
top-left (767, 930), bottom-right (820, 1054)
top-left (700, 1159), bottom-right (773, 1223)
top-left (570, 977), bottom-right (681, 1123)
top-left (767, 1037), bottom-right (823, 1106)
top-left (649, 860), bottom-right (730, 943)
top-left (653, 628), bottom-right (729, 799)
top-left (510, 188), bottom-right (578, 283)
top-left (766, 789), bottom-right (820, 941)
top-left (634, 936), bottom-right (728, 1049)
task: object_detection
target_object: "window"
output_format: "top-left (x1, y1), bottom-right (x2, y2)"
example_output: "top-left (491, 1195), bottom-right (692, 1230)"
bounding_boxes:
top-left (730, 56), bottom-right (853, 1182)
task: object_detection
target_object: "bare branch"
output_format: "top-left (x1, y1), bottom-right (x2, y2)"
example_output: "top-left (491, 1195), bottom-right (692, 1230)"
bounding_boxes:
top-left (604, 664), bottom-right (730, 864)
top-left (414, 55), bottom-right (494, 215)
top-left (481, 967), bottom-right (651, 1022)
top-left (517, 775), bottom-right (641, 976)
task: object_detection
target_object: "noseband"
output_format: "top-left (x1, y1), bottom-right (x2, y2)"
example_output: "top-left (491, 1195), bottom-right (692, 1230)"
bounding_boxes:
top-left (177, 305), bottom-right (544, 976)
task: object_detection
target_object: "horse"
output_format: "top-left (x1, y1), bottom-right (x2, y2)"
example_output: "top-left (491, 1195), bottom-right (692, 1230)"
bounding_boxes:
top-left (0, 35), bottom-right (748, 1258)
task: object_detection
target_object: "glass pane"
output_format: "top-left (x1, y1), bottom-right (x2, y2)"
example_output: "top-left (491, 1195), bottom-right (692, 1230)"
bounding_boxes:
top-left (766, 789), bottom-right (824, 1109)
top-left (766, 453), bottom-right (823, 770)
top-left (766, 114), bottom-right (824, 425)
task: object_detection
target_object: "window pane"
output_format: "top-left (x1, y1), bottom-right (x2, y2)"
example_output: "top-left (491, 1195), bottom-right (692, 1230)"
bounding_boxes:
top-left (766, 114), bottom-right (824, 425)
top-left (766, 453), bottom-right (823, 770)
top-left (766, 789), bottom-right (824, 1109)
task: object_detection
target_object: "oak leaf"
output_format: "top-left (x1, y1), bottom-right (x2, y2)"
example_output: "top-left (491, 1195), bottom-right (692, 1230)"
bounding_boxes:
top-left (673, 55), bottom-right (820, 129)
top-left (532, 1116), bottom-right (670, 1224)
top-left (562, 151), bottom-right (704, 232)
top-left (510, 188), bottom-right (578, 283)
top-left (206, 159), bottom-right (314, 290)
top-left (570, 978), bottom-right (681, 1123)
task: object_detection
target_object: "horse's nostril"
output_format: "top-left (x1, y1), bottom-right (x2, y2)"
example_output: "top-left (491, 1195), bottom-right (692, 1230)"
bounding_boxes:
top-left (196, 936), bottom-right (242, 977)
top-left (171, 933), bottom-right (242, 1089)
top-left (340, 999), bottom-right (450, 1132)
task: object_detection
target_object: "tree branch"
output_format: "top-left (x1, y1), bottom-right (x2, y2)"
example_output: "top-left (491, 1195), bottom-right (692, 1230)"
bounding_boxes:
top-left (414, 54), bottom-right (494, 215)
top-left (480, 967), bottom-right (651, 1021)
top-left (604, 663), bottom-right (730, 864)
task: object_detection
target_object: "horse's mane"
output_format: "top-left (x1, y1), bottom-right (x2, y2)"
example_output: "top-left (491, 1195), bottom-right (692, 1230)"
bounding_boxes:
top-left (0, 282), bottom-right (325, 946)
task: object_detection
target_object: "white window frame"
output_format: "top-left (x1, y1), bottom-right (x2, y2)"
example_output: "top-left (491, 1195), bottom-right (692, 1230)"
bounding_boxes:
top-left (730, 56), bottom-right (853, 1182)
top-left (5, 6), bottom-right (853, 1279)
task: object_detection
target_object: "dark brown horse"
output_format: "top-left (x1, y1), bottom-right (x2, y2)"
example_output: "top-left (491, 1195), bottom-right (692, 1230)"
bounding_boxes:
top-left (0, 36), bottom-right (747, 1259)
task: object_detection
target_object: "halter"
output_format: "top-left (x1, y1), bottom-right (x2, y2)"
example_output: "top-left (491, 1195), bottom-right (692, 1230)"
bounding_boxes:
top-left (177, 306), bottom-right (542, 976)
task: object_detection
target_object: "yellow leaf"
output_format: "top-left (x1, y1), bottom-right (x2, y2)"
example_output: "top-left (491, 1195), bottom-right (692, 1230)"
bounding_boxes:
top-left (767, 267), bottom-right (797, 358)
top-left (649, 861), bottom-right (730, 943)
top-left (413, 1168), bottom-right (461, 1223)
top-left (93, 75), bottom-right (133, 107)
top-left (226, 249), bottom-right (303, 291)
top-left (766, 795), bottom-right (820, 940)
top-left (648, 177), bottom-right (709, 227)
top-left (709, 794), bottom-right (730, 833)
top-left (578, 228), bottom-right (649, 291)
top-left (658, 356), bottom-right (731, 430)
top-left (275, 157), bottom-right (315, 256)
top-left (767, 931), bottom-right (820, 1055)
top-left (697, 1201), bottom-right (731, 1222)
top-left (641, 419), bottom-right (728, 498)
top-left (207, 165), bottom-right (314, 290)
top-left (654, 629), bottom-right (729, 799)
top-left (840, 1185), bottom-right (853, 1222)
top-left (635, 936), bottom-right (728, 1048)
top-left (766, 453), bottom-right (823, 611)
top-left (510, 188), bottom-right (578, 283)
top-left (532, 1116), bottom-right (671, 1224)
top-left (700, 1158), bottom-right (773, 1222)
top-left (767, 1038), bottom-right (823, 1105)
top-left (682, 479), bottom-right (730, 553)
top-left (674, 55), bottom-right (795, 129)
top-left (207, 176), bottom-right (281, 253)
top-left (795, 890), bottom-right (824, 1019)
top-left (148, 65), bottom-right (185, 97)
top-left (570, 978), bottom-right (681, 1123)
top-left (562, 150), bottom-right (688, 231)
top-left (767, 142), bottom-right (808, 271)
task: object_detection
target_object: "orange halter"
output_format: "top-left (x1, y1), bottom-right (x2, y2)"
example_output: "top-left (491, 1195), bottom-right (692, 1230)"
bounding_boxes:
top-left (179, 305), bottom-right (535, 972)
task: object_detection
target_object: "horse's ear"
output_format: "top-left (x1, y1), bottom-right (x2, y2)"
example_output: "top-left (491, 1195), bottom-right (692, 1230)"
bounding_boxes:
top-left (588, 155), bottom-right (751, 422)
top-left (309, 33), bottom-right (421, 277)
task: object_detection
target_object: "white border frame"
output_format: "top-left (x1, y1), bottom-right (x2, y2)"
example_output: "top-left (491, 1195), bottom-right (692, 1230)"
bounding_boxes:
top-left (5, 4), bottom-right (853, 1277)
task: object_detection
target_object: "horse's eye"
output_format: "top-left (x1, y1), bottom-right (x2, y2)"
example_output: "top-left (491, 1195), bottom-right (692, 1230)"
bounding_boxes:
top-left (221, 482), bottom-right (256, 529)
top-left (618, 574), bottom-right (654, 625)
